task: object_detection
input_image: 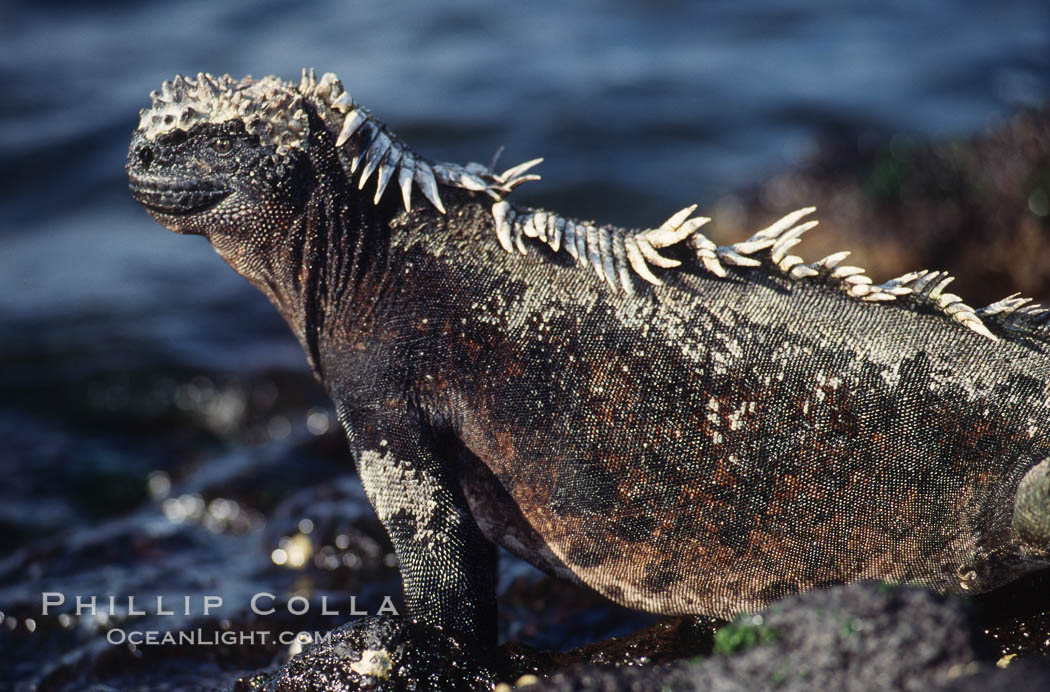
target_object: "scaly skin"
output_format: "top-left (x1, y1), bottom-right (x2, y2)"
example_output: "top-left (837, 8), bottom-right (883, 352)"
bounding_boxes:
top-left (127, 71), bottom-right (1050, 645)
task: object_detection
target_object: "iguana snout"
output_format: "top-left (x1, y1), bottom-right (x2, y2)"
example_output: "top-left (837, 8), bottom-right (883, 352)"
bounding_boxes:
top-left (125, 116), bottom-right (308, 242)
top-left (127, 165), bottom-right (229, 217)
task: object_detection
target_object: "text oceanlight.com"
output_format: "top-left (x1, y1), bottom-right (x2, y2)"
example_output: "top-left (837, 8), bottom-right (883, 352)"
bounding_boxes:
top-left (106, 628), bottom-right (331, 646)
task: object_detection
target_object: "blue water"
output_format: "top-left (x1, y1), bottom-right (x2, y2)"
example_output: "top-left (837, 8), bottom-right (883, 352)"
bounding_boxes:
top-left (0, 0), bottom-right (1048, 685)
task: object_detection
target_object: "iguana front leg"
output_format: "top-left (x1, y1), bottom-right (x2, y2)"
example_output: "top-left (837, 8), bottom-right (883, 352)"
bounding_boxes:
top-left (343, 407), bottom-right (498, 644)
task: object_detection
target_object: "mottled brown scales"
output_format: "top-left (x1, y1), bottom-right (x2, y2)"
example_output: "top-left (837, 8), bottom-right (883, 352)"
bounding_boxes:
top-left (128, 71), bottom-right (1050, 645)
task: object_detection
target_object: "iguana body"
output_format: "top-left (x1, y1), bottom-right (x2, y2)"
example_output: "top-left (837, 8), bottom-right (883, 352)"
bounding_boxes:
top-left (127, 71), bottom-right (1050, 644)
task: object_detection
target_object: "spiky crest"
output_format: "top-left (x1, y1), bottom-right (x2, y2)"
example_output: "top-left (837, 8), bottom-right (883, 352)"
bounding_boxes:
top-left (492, 195), bottom-right (1050, 344)
top-left (138, 70), bottom-right (1050, 345)
top-left (139, 73), bottom-right (308, 151)
top-left (295, 69), bottom-right (540, 214)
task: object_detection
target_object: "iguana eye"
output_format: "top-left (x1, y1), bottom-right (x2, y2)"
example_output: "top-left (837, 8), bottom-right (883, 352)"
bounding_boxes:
top-left (211, 138), bottom-right (233, 155)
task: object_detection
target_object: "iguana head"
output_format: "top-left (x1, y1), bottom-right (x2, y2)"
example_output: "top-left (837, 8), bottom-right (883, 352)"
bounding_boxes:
top-left (127, 74), bottom-right (312, 239)
top-left (127, 70), bottom-right (536, 290)
top-left (128, 70), bottom-right (527, 234)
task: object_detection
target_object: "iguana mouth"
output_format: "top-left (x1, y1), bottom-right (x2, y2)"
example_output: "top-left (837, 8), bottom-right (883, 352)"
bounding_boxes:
top-left (128, 175), bottom-right (229, 216)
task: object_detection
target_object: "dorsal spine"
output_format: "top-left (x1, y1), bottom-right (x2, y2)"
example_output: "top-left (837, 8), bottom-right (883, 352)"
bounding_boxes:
top-left (489, 200), bottom-right (1011, 341)
top-left (300, 69), bottom-right (539, 215)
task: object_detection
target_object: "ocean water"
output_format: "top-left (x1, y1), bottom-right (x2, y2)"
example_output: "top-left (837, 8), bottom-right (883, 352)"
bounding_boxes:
top-left (1, 0), bottom-right (1049, 685)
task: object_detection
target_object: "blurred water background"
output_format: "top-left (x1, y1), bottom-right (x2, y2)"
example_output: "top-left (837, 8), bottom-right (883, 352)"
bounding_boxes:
top-left (1, 0), bottom-right (1049, 687)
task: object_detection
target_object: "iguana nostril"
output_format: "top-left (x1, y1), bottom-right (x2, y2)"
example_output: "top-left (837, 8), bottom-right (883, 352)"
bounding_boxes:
top-left (138, 145), bottom-right (154, 170)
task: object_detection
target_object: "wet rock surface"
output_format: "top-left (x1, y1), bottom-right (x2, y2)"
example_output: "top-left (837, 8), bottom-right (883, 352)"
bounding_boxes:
top-left (530, 584), bottom-right (1050, 692)
top-left (234, 616), bottom-right (495, 691)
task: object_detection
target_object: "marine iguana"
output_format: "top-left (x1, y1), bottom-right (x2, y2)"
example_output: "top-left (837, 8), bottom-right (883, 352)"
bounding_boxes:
top-left (127, 70), bottom-right (1050, 645)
